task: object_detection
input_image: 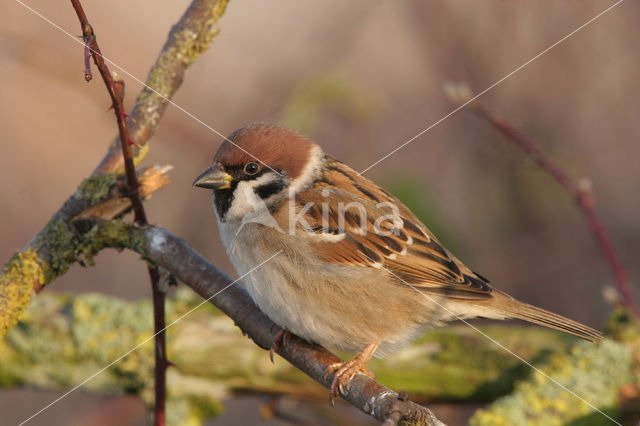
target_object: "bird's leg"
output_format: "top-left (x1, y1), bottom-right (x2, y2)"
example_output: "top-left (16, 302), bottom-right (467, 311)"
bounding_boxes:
top-left (324, 341), bottom-right (380, 404)
top-left (269, 328), bottom-right (292, 363)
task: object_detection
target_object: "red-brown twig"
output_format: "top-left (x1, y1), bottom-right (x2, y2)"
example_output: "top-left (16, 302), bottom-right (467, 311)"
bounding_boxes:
top-left (471, 103), bottom-right (638, 316)
top-left (70, 2), bottom-right (145, 223)
top-left (69, 1), bottom-right (168, 424)
top-left (149, 267), bottom-right (166, 425)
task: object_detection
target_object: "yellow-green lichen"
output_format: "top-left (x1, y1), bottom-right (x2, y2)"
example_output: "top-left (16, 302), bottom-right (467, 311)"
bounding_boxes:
top-left (0, 250), bottom-right (48, 337)
top-left (604, 307), bottom-right (640, 344)
top-left (74, 173), bottom-right (119, 204)
top-left (6, 289), bottom-right (637, 425)
top-left (470, 339), bottom-right (631, 425)
top-left (181, 0), bottom-right (229, 65)
top-left (38, 219), bottom-right (147, 284)
top-left (0, 220), bottom-right (148, 337)
top-left (133, 142), bottom-right (150, 166)
top-left (141, 0), bottom-right (229, 104)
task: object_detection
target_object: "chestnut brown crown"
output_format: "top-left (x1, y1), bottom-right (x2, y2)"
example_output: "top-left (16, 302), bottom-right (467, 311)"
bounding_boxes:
top-left (213, 123), bottom-right (317, 179)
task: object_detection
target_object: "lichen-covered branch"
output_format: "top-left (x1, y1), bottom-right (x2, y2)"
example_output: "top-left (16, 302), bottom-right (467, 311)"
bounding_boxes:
top-left (0, 166), bottom-right (171, 337)
top-left (0, 0), bottom-right (227, 338)
top-left (1, 290), bottom-right (225, 425)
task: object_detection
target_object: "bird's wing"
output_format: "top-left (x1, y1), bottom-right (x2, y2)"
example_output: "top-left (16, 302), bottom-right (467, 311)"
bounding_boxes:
top-left (289, 157), bottom-right (493, 300)
top-left (270, 157), bottom-right (603, 342)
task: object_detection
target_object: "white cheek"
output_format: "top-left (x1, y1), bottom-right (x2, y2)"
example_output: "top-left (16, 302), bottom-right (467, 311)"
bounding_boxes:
top-left (226, 180), bottom-right (264, 220)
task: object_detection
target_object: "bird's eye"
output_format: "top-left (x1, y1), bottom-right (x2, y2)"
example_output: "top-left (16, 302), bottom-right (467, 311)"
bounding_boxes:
top-left (244, 162), bottom-right (259, 175)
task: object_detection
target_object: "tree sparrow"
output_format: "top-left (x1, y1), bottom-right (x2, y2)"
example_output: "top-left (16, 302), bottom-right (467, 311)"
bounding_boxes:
top-left (193, 123), bottom-right (601, 400)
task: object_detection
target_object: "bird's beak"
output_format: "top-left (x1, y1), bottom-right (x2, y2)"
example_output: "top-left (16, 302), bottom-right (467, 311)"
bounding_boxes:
top-left (192, 163), bottom-right (233, 189)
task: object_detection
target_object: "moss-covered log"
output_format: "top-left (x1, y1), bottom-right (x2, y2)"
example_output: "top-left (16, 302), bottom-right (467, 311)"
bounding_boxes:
top-left (3, 290), bottom-right (629, 425)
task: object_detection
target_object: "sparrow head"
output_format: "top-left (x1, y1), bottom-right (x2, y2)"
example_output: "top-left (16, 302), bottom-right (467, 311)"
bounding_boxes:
top-left (193, 123), bottom-right (324, 222)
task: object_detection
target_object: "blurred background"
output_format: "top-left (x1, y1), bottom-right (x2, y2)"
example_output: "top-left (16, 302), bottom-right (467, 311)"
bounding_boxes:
top-left (2, 0), bottom-right (639, 424)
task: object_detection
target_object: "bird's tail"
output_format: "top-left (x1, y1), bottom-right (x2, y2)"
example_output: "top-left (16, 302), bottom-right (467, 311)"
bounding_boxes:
top-left (490, 291), bottom-right (602, 342)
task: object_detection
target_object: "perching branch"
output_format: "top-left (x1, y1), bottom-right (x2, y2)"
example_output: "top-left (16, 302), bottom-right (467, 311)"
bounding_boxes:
top-left (70, 0), bottom-right (146, 223)
top-left (444, 83), bottom-right (638, 316)
top-left (72, 222), bottom-right (447, 425)
top-left (6, 210), bottom-right (446, 424)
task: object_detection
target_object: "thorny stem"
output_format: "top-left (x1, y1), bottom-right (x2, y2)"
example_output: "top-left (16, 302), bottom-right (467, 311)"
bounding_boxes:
top-left (471, 104), bottom-right (639, 316)
top-left (69, 1), bottom-right (168, 424)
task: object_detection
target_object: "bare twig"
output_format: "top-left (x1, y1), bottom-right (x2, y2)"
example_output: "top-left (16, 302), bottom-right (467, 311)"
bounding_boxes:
top-left (468, 101), bottom-right (638, 315)
top-left (83, 35), bottom-right (93, 82)
top-left (70, 0), bottom-right (145, 223)
top-left (70, 1), bottom-right (167, 423)
top-left (149, 266), bottom-right (166, 425)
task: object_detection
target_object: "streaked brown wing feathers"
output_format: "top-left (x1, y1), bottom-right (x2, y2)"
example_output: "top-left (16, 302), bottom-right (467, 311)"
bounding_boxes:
top-left (297, 158), bottom-right (492, 300)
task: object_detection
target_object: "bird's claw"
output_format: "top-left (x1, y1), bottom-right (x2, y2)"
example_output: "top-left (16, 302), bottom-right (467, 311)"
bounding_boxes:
top-left (325, 360), bottom-right (376, 405)
top-left (324, 342), bottom-right (379, 405)
top-left (269, 329), bottom-right (290, 363)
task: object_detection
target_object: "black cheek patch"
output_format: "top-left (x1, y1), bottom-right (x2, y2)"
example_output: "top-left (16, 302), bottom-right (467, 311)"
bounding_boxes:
top-left (213, 181), bottom-right (238, 219)
top-left (255, 180), bottom-right (287, 199)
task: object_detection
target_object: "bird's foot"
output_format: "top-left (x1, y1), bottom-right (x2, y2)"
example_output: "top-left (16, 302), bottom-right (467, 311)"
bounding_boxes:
top-left (324, 342), bottom-right (379, 405)
top-left (269, 328), bottom-right (291, 363)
